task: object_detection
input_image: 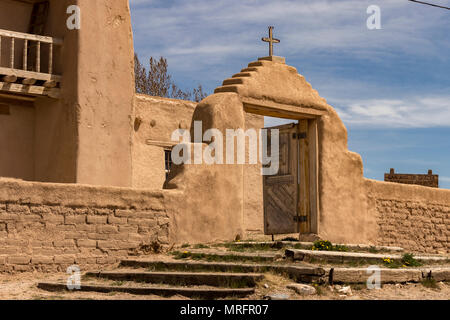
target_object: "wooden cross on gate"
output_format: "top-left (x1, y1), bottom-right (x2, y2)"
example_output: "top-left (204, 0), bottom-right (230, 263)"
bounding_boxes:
top-left (262, 26), bottom-right (280, 57)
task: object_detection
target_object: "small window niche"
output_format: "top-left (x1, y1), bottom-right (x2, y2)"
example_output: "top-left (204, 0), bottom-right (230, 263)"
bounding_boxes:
top-left (164, 148), bottom-right (173, 180)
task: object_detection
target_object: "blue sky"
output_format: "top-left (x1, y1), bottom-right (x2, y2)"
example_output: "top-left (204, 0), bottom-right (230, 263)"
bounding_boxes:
top-left (129, 0), bottom-right (450, 188)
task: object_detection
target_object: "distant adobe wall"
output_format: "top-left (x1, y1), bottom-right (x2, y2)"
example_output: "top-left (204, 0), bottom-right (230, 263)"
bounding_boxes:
top-left (0, 178), bottom-right (170, 273)
top-left (132, 94), bottom-right (265, 239)
top-left (384, 169), bottom-right (439, 188)
top-left (366, 179), bottom-right (450, 254)
top-left (132, 95), bottom-right (197, 190)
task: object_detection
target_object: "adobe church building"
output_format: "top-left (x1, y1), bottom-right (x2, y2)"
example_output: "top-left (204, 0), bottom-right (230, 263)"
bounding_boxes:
top-left (0, 0), bottom-right (448, 272)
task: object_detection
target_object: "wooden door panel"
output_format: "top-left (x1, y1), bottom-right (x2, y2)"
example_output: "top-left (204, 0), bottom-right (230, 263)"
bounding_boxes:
top-left (263, 124), bottom-right (298, 235)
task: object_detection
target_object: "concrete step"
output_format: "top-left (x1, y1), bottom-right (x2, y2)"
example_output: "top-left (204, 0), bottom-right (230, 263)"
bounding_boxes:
top-left (328, 267), bottom-right (450, 284)
top-left (120, 260), bottom-right (326, 282)
top-left (285, 249), bottom-right (449, 264)
top-left (172, 249), bottom-right (283, 262)
top-left (37, 282), bottom-right (255, 299)
top-left (85, 271), bottom-right (263, 288)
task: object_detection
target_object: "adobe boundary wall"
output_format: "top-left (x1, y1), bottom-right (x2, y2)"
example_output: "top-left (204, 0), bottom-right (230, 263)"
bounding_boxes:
top-left (365, 179), bottom-right (450, 254)
top-left (0, 178), bottom-right (170, 273)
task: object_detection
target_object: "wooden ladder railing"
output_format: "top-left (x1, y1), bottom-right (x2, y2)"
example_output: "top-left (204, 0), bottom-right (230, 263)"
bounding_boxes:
top-left (0, 28), bottom-right (63, 85)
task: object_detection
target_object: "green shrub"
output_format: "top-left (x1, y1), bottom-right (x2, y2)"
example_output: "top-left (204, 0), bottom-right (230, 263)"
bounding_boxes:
top-left (311, 240), bottom-right (349, 252)
top-left (312, 240), bottom-right (333, 251)
top-left (333, 244), bottom-right (349, 252)
top-left (401, 253), bottom-right (422, 267)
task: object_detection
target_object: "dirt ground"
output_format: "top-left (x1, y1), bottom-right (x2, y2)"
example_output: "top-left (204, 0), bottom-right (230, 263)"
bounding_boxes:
top-left (0, 272), bottom-right (448, 300)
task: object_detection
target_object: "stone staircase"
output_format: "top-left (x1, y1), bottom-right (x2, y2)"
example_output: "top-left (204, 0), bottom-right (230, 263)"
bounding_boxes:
top-left (36, 241), bottom-right (450, 299)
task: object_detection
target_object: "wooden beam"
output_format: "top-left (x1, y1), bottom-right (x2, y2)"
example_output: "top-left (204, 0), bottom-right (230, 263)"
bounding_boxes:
top-left (0, 81), bottom-right (60, 99)
top-left (0, 67), bottom-right (61, 82)
top-left (2, 75), bottom-right (17, 83)
top-left (298, 120), bottom-right (310, 234)
top-left (308, 119), bottom-right (320, 234)
top-left (22, 78), bottom-right (37, 85)
top-left (43, 80), bottom-right (56, 88)
top-left (243, 98), bottom-right (326, 120)
top-left (0, 92), bottom-right (35, 102)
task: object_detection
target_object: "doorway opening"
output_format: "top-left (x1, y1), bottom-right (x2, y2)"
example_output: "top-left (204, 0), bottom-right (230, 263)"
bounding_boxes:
top-left (243, 102), bottom-right (321, 239)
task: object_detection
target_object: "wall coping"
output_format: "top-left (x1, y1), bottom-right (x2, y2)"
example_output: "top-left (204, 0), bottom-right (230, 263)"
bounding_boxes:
top-left (0, 178), bottom-right (176, 209)
top-left (365, 178), bottom-right (450, 204)
top-left (135, 93), bottom-right (197, 107)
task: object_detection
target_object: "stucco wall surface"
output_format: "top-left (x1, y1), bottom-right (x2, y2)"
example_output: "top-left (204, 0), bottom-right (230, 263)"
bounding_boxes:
top-left (0, 103), bottom-right (35, 181)
top-left (366, 179), bottom-right (450, 254)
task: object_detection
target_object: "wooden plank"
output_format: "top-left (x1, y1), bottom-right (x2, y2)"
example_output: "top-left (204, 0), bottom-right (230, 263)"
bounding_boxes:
top-left (0, 81), bottom-right (60, 99)
top-left (0, 93), bottom-right (35, 102)
top-left (0, 67), bottom-right (62, 82)
top-left (265, 175), bottom-right (294, 185)
top-left (308, 119), bottom-right (319, 234)
top-left (145, 139), bottom-right (178, 148)
top-left (0, 28), bottom-right (63, 45)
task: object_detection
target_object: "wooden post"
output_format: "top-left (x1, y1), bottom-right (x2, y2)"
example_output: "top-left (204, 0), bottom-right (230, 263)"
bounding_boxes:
top-left (308, 119), bottom-right (319, 234)
top-left (36, 41), bottom-right (40, 73)
top-left (10, 37), bottom-right (14, 68)
top-left (298, 120), bottom-right (310, 234)
top-left (23, 39), bottom-right (28, 71)
top-left (48, 43), bottom-right (53, 74)
top-left (0, 36), bottom-right (2, 65)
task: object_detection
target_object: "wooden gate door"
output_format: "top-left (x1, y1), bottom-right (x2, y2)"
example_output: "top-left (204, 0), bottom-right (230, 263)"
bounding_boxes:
top-left (263, 123), bottom-right (299, 235)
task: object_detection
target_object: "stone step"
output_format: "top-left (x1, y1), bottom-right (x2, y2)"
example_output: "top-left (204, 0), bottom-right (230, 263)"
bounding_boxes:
top-left (120, 260), bottom-right (325, 282)
top-left (230, 241), bottom-right (404, 253)
top-left (37, 282), bottom-right (254, 299)
top-left (328, 267), bottom-right (450, 284)
top-left (285, 249), bottom-right (449, 264)
top-left (85, 271), bottom-right (263, 288)
top-left (173, 249), bottom-right (283, 262)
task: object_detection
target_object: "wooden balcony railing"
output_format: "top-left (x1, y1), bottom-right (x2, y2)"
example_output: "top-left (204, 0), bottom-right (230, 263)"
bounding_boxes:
top-left (0, 29), bottom-right (63, 98)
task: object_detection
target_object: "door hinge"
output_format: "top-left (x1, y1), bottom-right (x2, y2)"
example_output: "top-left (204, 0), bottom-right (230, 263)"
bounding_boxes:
top-left (292, 132), bottom-right (307, 139)
top-left (293, 215), bottom-right (307, 222)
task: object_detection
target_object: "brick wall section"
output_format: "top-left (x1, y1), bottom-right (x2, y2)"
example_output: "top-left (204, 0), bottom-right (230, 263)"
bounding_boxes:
top-left (366, 179), bottom-right (450, 254)
top-left (0, 179), bottom-right (171, 273)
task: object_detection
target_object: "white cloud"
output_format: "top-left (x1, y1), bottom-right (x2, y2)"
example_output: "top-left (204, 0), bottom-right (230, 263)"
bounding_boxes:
top-left (130, 0), bottom-right (450, 61)
top-left (334, 95), bottom-right (450, 128)
top-left (129, 0), bottom-right (450, 129)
